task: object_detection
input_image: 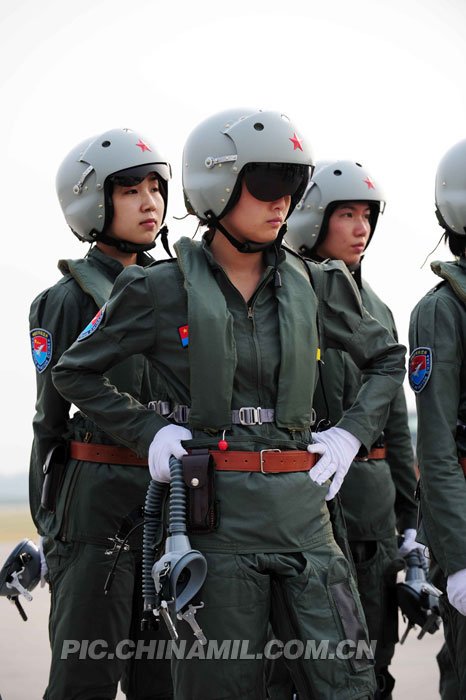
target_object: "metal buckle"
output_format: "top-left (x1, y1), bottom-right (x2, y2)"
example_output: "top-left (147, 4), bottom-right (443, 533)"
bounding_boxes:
top-left (172, 404), bottom-right (190, 424)
top-left (260, 449), bottom-right (282, 474)
top-left (238, 406), bottom-right (262, 426)
top-left (148, 400), bottom-right (171, 416)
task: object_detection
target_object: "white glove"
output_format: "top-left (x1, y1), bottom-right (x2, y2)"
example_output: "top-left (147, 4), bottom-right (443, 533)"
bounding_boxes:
top-left (38, 536), bottom-right (48, 587)
top-left (148, 424), bottom-right (192, 482)
top-left (398, 528), bottom-right (423, 556)
top-left (307, 426), bottom-right (361, 501)
top-left (447, 568), bottom-right (466, 616)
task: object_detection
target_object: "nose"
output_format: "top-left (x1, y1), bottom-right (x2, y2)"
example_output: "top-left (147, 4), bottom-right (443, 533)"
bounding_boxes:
top-left (141, 189), bottom-right (157, 211)
top-left (272, 195), bottom-right (291, 214)
top-left (354, 217), bottom-right (370, 237)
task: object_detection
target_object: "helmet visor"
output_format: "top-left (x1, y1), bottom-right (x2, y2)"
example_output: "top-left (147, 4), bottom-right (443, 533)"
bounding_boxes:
top-left (243, 163), bottom-right (310, 202)
top-left (108, 163), bottom-right (171, 187)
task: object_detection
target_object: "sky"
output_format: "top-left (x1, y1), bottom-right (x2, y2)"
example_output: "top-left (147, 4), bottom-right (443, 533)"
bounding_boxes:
top-left (1, 0), bottom-right (465, 476)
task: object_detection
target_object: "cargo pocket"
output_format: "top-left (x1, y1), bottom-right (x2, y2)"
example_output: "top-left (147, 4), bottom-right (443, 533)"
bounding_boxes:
top-left (327, 555), bottom-right (374, 673)
top-left (35, 459), bottom-right (81, 540)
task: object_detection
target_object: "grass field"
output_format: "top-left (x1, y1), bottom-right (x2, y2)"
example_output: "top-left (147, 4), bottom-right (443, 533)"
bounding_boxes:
top-left (0, 503), bottom-right (36, 542)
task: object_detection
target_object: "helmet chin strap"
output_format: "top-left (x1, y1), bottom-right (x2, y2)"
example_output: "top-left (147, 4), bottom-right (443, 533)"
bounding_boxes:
top-left (205, 212), bottom-right (285, 288)
top-left (96, 224), bottom-right (171, 255)
top-left (206, 211), bottom-right (287, 254)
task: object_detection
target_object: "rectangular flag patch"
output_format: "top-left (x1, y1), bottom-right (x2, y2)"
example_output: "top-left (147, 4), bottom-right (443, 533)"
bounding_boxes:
top-left (178, 325), bottom-right (189, 347)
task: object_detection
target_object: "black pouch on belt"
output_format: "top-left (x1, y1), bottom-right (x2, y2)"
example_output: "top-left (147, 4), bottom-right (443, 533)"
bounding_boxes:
top-left (182, 449), bottom-right (218, 533)
top-left (41, 443), bottom-right (68, 512)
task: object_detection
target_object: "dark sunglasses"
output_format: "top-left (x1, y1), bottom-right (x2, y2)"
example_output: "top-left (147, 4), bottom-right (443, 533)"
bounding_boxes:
top-left (243, 163), bottom-right (310, 202)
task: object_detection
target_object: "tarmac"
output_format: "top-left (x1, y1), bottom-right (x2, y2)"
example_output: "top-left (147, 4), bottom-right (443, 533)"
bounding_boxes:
top-left (0, 540), bottom-right (445, 700)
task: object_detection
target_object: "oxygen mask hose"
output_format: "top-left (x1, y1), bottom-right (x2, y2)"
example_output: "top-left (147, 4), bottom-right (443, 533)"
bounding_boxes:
top-left (168, 455), bottom-right (188, 536)
top-left (141, 478), bottom-right (168, 631)
top-left (150, 457), bottom-right (208, 643)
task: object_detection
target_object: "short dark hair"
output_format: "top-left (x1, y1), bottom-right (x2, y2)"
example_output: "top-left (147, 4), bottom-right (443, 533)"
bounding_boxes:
top-left (444, 230), bottom-right (466, 257)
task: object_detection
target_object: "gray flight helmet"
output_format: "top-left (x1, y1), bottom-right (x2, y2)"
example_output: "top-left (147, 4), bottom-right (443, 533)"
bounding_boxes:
top-left (285, 160), bottom-right (386, 255)
top-left (182, 108), bottom-right (314, 223)
top-left (435, 138), bottom-right (466, 235)
top-left (56, 128), bottom-right (172, 243)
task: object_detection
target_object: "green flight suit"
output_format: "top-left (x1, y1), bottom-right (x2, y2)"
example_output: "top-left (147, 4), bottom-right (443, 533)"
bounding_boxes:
top-left (314, 268), bottom-right (417, 697)
top-left (53, 236), bottom-right (407, 700)
top-left (267, 267), bottom-right (418, 699)
top-left (409, 256), bottom-right (466, 697)
top-left (29, 246), bottom-right (172, 700)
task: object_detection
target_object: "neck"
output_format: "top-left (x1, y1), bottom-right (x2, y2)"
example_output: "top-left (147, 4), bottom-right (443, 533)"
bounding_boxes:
top-left (96, 241), bottom-right (137, 267)
top-left (209, 230), bottom-right (266, 301)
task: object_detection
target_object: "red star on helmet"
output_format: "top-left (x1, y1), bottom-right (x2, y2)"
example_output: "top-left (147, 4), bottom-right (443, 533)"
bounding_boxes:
top-left (289, 133), bottom-right (303, 151)
top-left (136, 139), bottom-right (151, 152)
top-left (363, 177), bottom-right (375, 190)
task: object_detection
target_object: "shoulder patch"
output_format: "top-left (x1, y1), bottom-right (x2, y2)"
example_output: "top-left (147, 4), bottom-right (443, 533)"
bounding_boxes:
top-left (30, 328), bottom-right (53, 373)
top-left (78, 304), bottom-right (107, 341)
top-left (409, 347), bottom-right (432, 393)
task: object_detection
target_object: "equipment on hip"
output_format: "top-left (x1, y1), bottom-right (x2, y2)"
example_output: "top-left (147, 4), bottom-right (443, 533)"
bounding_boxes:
top-left (0, 539), bottom-right (41, 621)
top-left (397, 548), bottom-right (441, 643)
top-left (142, 457), bottom-right (208, 645)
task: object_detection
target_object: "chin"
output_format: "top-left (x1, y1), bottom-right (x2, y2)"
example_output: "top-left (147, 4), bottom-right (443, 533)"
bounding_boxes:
top-left (346, 256), bottom-right (362, 266)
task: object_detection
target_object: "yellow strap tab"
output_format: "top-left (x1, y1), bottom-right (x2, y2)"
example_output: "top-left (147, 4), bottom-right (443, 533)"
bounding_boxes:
top-left (316, 347), bottom-right (321, 361)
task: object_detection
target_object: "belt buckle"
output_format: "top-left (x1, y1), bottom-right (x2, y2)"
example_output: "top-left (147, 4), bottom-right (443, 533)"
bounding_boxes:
top-left (239, 406), bottom-right (262, 426)
top-left (260, 449), bottom-right (281, 474)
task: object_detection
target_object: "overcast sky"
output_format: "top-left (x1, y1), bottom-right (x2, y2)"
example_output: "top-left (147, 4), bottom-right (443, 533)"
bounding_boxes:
top-left (1, 0), bottom-right (465, 475)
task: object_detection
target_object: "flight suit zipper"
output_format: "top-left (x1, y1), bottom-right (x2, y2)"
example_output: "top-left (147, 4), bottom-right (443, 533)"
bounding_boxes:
top-left (246, 300), bottom-right (265, 408)
top-left (221, 267), bottom-right (274, 413)
top-left (246, 268), bottom-right (276, 406)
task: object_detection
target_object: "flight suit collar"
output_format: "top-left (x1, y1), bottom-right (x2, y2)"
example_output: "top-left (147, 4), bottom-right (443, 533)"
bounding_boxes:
top-left (431, 257), bottom-right (466, 304)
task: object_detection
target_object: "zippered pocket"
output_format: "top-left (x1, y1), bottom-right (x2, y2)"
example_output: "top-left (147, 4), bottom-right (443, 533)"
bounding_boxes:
top-left (58, 460), bottom-right (83, 542)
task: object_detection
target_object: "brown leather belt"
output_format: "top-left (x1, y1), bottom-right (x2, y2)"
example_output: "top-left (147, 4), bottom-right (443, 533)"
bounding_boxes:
top-left (354, 446), bottom-right (387, 462)
top-left (69, 441), bottom-right (317, 474)
top-left (69, 440), bottom-right (148, 467)
top-left (209, 449), bottom-right (317, 474)
top-left (461, 458), bottom-right (466, 476)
